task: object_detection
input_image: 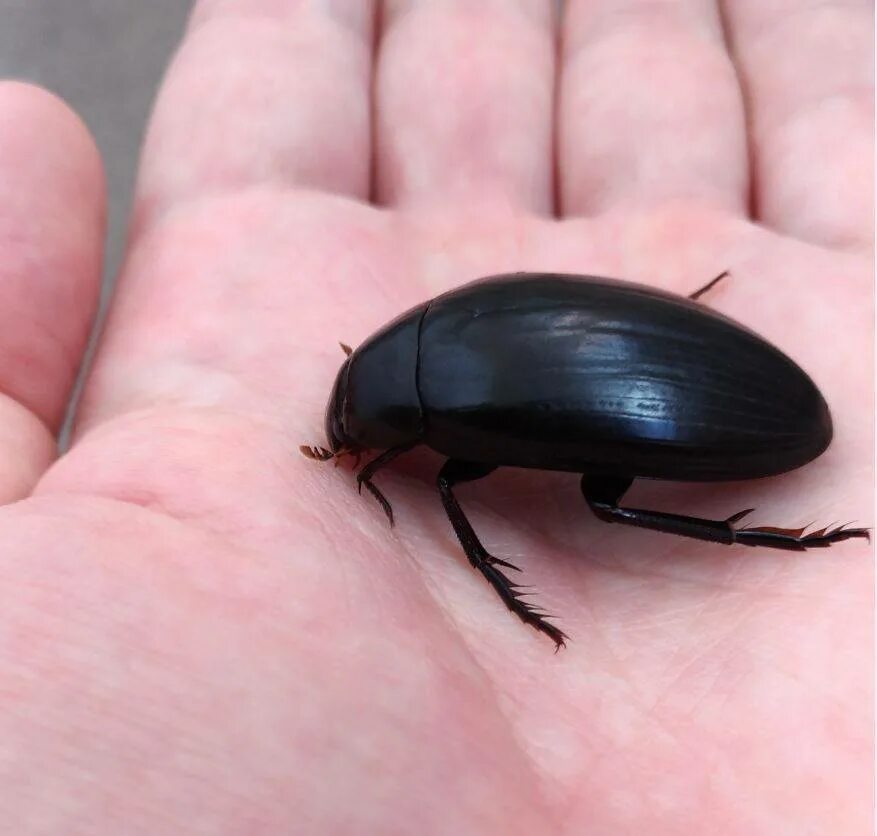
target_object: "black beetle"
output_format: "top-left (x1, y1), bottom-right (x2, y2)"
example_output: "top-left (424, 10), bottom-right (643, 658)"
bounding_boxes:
top-left (302, 272), bottom-right (868, 649)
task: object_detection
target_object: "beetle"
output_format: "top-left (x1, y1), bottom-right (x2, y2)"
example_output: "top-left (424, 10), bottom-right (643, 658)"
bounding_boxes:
top-left (302, 272), bottom-right (868, 649)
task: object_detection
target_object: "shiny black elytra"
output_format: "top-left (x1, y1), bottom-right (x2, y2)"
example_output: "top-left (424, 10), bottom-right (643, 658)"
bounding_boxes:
top-left (302, 272), bottom-right (868, 649)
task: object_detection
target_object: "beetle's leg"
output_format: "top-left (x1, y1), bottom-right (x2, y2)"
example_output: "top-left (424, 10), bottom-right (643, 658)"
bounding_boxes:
top-left (356, 443), bottom-right (418, 527)
top-left (688, 270), bottom-right (729, 301)
top-left (581, 475), bottom-right (870, 550)
top-left (438, 459), bottom-right (568, 650)
top-left (728, 522), bottom-right (868, 550)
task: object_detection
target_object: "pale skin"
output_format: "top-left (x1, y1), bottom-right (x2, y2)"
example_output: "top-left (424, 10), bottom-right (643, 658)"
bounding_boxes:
top-left (0, 0), bottom-right (872, 832)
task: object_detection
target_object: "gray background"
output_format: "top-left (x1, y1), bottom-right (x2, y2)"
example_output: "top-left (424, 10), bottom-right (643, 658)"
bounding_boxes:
top-left (0, 1), bottom-right (190, 433)
top-left (0, 1), bottom-right (566, 288)
top-left (0, 0), bottom-right (191, 283)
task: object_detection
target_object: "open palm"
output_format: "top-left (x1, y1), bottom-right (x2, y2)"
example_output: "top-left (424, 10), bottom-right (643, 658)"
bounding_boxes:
top-left (1, 2), bottom-right (872, 833)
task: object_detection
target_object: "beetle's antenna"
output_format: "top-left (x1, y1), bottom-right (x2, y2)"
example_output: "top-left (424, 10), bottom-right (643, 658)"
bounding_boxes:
top-left (689, 270), bottom-right (730, 301)
top-left (299, 445), bottom-right (334, 461)
top-left (339, 342), bottom-right (353, 357)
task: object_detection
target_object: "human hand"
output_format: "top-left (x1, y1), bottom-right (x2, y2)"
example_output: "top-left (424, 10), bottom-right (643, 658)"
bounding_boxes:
top-left (1, 2), bottom-right (871, 833)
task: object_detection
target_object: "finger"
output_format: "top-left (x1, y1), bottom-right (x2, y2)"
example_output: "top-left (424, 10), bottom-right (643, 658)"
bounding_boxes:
top-left (722, 0), bottom-right (874, 250)
top-left (375, 0), bottom-right (556, 214)
top-left (136, 0), bottom-right (376, 224)
top-left (0, 83), bottom-right (105, 501)
top-left (559, 0), bottom-right (748, 216)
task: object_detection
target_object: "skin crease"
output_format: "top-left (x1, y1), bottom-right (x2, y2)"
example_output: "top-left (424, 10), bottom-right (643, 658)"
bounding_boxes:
top-left (0, 0), bottom-right (872, 833)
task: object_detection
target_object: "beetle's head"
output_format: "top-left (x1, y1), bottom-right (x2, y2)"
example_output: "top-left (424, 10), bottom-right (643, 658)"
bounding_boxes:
top-left (305, 308), bottom-right (425, 463)
top-left (325, 356), bottom-right (356, 455)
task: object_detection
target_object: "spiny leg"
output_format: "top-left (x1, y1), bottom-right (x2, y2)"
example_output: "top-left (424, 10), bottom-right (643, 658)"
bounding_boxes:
top-left (581, 475), bottom-right (869, 550)
top-left (689, 270), bottom-right (729, 301)
top-left (356, 442), bottom-right (418, 526)
top-left (438, 459), bottom-right (568, 650)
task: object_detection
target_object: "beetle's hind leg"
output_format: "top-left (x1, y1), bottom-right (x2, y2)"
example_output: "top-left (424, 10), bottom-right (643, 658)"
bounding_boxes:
top-left (581, 475), bottom-right (870, 550)
top-left (356, 443), bottom-right (418, 527)
top-left (727, 522), bottom-right (868, 549)
top-left (438, 459), bottom-right (568, 650)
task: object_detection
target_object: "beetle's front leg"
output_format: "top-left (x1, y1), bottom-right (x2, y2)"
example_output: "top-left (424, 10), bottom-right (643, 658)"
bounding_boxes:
top-left (438, 459), bottom-right (568, 650)
top-left (355, 442), bottom-right (418, 527)
top-left (581, 475), bottom-right (869, 550)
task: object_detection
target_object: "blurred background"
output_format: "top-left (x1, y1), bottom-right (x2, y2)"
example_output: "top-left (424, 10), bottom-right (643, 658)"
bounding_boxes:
top-left (0, 0), bottom-right (190, 285)
top-left (0, 1), bottom-right (190, 433)
top-left (0, 1), bottom-right (569, 289)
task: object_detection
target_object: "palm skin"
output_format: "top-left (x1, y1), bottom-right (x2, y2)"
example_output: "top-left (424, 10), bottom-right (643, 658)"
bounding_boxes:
top-left (0, 2), bottom-right (872, 833)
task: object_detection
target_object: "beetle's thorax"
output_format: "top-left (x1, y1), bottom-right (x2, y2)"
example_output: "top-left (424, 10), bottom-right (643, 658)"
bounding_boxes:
top-left (329, 302), bottom-right (428, 451)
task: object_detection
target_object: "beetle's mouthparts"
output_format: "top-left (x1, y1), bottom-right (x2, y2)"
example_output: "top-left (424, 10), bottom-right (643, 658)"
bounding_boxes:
top-left (334, 446), bottom-right (364, 468)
